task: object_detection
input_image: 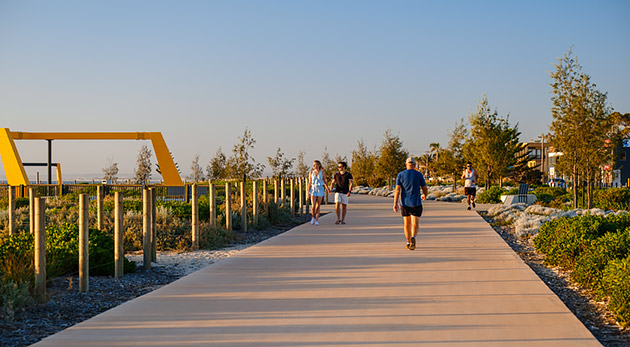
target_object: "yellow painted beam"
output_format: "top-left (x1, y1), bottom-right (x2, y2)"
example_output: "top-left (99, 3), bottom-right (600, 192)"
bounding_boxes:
top-left (3, 129), bottom-right (184, 186)
top-left (0, 128), bottom-right (29, 186)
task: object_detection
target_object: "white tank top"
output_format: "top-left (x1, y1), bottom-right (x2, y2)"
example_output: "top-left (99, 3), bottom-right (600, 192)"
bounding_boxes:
top-left (463, 169), bottom-right (476, 188)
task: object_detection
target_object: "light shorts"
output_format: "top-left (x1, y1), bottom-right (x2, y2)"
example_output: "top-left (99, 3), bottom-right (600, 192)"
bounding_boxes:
top-left (334, 192), bottom-right (349, 205)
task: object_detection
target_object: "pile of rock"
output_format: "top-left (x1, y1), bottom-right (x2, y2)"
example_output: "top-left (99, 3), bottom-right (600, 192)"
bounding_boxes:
top-left (487, 203), bottom-right (629, 237)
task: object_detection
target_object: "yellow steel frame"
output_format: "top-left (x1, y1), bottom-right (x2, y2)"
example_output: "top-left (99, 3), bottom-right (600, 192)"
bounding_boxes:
top-left (0, 128), bottom-right (183, 186)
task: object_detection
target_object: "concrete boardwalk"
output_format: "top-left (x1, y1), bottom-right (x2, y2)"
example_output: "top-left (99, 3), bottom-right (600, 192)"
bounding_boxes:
top-left (36, 195), bottom-right (600, 346)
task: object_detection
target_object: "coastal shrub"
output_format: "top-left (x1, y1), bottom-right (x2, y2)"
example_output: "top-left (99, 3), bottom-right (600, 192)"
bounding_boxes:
top-left (46, 223), bottom-right (136, 277)
top-left (601, 255), bottom-right (630, 327)
top-left (534, 215), bottom-right (610, 269)
top-left (0, 278), bottom-right (32, 322)
top-left (571, 228), bottom-right (630, 292)
top-left (533, 186), bottom-right (570, 206)
top-left (476, 186), bottom-right (504, 204)
top-left (593, 187), bottom-right (630, 211)
top-left (534, 214), bottom-right (630, 327)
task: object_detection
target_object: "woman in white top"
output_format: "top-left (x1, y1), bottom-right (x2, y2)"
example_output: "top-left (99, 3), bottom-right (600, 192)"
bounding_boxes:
top-left (461, 162), bottom-right (479, 210)
top-left (307, 160), bottom-right (329, 225)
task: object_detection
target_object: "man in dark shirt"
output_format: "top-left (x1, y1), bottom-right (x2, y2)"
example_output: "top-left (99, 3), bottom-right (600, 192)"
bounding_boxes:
top-left (330, 161), bottom-right (353, 224)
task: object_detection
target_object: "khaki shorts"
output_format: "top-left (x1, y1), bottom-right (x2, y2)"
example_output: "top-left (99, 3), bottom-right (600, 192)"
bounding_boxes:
top-left (334, 192), bottom-right (349, 205)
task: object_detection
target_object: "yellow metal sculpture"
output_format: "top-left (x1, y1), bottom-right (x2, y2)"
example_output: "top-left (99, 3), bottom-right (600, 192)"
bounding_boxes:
top-left (0, 128), bottom-right (183, 186)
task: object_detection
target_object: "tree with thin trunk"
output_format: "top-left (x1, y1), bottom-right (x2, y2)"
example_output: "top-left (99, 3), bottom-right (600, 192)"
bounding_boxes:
top-left (102, 156), bottom-right (119, 183)
top-left (188, 154), bottom-right (206, 182)
top-left (134, 145), bottom-right (152, 185)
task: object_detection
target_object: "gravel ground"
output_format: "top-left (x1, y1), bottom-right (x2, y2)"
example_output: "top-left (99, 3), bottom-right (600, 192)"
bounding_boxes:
top-left (480, 211), bottom-right (630, 347)
top-left (0, 218), bottom-right (307, 347)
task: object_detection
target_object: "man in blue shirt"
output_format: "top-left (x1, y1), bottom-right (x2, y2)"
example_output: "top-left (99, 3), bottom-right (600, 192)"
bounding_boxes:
top-left (393, 157), bottom-right (428, 250)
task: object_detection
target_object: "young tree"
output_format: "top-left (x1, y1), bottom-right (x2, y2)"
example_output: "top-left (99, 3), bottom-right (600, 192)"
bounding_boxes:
top-left (134, 145), bottom-right (152, 185)
top-left (207, 147), bottom-right (228, 180)
top-left (267, 147), bottom-right (295, 178)
top-left (227, 127), bottom-right (264, 179)
top-left (294, 150), bottom-right (309, 177)
top-left (464, 95), bottom-right (520, 188)
top-left (351, 139), bottom-right (376, 186)
top-left (435, 119), bottom-right (468, 190)
top-left (102, 156), bottom-right (119, 183)
top-left (550, 48), bottom-right (614, 207)
top-left (188, 154), bottom-right (206, 182)
top-left (321, 147), bottom-right (337, 181)
top-left (375, 129), bottom-right (408, 186)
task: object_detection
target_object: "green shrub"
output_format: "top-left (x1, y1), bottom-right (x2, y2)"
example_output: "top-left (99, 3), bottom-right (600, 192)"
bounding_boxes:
top-left (476, 186), bottom-right (505, 204)
top-left (571, 228), bottom-right (630, 292)
top-left (593, 188), bottom-right (630, 211)
top-left (46, 223), bottom-right (137, 277)
top-left (533, 186), bottom-right (570, 205)
top-left (534, 215), bottom-right (611, 269)
top-left (601, 255), bottom-right (630, 327)
top-left (0, 278), bottom-right (32, 321)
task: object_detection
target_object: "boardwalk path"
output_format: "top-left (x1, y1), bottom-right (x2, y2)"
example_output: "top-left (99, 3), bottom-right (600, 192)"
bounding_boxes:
top-left (36, 195), bottom-right (600, 346)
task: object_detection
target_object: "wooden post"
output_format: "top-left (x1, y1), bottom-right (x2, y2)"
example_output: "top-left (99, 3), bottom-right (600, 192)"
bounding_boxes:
top-left (114, 192), bottom-right (124, 278)
top-left (290, 178), bottom-right (295, 215)
top-left (252, 180), bottom-right (259, 226)
top-left (209, 182), bottom-right (216, 227)
top-left (142, 188), bottom-right (151, 270)
top-left (280, 179), bottom-right (286, 205)
top-left (274, 179), bottom-right (278, 204)
top-left (29, 187), bottom-right (35, 234)
top-left (240, 181), bottom-right (247, 232)
top-left (298, 178), bottom-right (303, 215)
top-left (225, 182), bottom-right (232, 231)
top-left (97, 185), bottom-right (104, 230)
top-left (34, 197), bottom-right (47, 303)
top-left (306, 179), bottom-right (311, 216)
top-left (8, 186), bottom-right (15, 235)
top-left (79, 194), bottom-right (89, 292)
top-left (263, 179), bottom-right (269, 213)
top-left (192, 184), bottom-right (199, 250)
top-left (151, 188), bottom-right (157, 262)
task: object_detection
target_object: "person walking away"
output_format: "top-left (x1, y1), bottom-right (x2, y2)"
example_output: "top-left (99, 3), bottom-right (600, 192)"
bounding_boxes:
top-left (461, 162), bottom-right (479, 210)
top-left (307, 160), bottom-right (329, 226)
top-left (393, 157), bottom-right (428, 250)
top-left (330, 161), bottom-right (353, 224)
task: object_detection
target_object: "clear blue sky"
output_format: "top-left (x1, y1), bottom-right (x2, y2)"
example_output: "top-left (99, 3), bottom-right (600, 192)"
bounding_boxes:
top-left (1, 0), bottom-right (629, 181)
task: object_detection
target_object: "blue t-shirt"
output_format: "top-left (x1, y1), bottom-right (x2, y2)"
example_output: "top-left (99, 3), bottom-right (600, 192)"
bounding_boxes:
top-left (396, 169), bottom-right (427, 207)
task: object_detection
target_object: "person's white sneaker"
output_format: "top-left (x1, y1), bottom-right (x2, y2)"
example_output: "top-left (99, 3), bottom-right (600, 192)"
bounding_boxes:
top-left (310, 217), bottom-right (315, 225)
top-left (315, 221), bottom-right (319, 226)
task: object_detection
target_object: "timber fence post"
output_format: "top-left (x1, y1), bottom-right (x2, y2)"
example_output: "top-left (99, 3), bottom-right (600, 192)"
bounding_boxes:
top-left (192, 184), bottom-right (199, 250)
top-left (280, 178), bottom-right (286, 205)
top-left (97, 185), bottom-right (103, 230)
top-left (209, 182), bottom-right (216, 227)
top-left (8, 186), bottom-right (15, 235)
top-left (225, 182), bottom-right (232, 231)
top-left (274, 179), bottom-right (278, 204)
top-left (79, 194), bottom-right (89, 292)
top-left (151, 188), bottom-right (156, 262)
top-left (298, 178), bottom-right (303, 215)
top-left (114, 192), bottom-right (124, 278)
top-left (142, 188), bottom-right (151, 270)
top-left (34, 197), bottom-right (47, 303)
top-left (290, 178), bottom-right (295, 215)
top-left (252, 180), bottom-right (259, 226)
top-left (263, 179), bottom-right (268, 214)
top-left (240, 181), bottom-right (247, 232)
top-left (29, 187), bottom-right (35, 234)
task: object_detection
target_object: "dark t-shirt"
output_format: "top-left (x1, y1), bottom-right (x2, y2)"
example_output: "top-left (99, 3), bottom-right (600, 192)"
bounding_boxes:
top-left (333, 172), bottom-right (353, 194)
